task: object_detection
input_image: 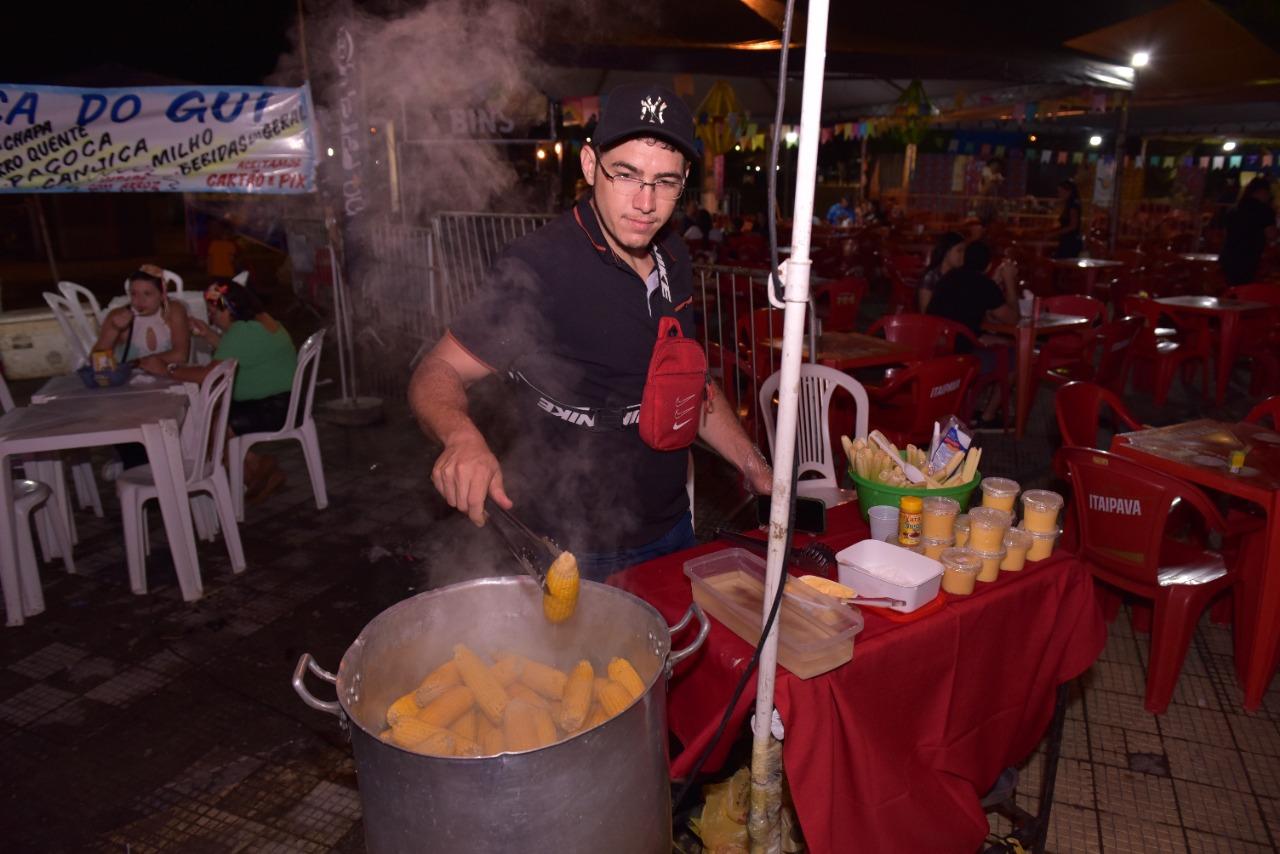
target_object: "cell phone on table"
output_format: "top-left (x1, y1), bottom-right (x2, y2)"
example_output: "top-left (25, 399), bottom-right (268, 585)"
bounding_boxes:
top-left (756, 494), bottom-right (826, 535)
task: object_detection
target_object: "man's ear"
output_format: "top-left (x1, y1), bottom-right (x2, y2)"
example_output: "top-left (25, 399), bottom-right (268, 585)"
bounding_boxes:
top-left (580, 145), bottom-right (597, 187)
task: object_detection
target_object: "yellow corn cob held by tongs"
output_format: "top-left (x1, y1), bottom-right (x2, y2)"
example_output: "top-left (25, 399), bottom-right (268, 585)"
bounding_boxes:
top-left (485, 498), bottom-right (580, 623)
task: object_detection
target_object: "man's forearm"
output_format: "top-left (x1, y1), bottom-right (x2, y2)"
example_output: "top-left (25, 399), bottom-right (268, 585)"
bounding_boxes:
top-left (409, 356), bottom-right (484, 446)
top-left (699, 384), bottom-right (771, 489)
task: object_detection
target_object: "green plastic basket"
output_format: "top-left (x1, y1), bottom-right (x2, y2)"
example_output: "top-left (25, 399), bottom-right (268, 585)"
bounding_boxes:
top-left (847, 456), bottom-right (982, 521)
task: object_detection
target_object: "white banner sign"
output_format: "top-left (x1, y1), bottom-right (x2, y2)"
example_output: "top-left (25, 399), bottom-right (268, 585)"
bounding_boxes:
top-left (0, 83), bottom-right (317, 193)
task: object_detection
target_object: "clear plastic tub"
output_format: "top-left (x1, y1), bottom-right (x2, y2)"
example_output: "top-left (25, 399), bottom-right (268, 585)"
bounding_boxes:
top-left (980, 477), bottom-right (1021, 513)
top-left (953, 514), bottom-right (970, 547)
top-left (919, 535), bottom-right (953, 560)
top-left (1021, 490), bottom-right (1064, 533)
top-left (972, 547), bottom-right (1006, 582)
top-left (921, 496), bottom-right (961, 539)
top-left (836, 539), bottom-right (943, 613)
top-left (967, 507), bottom-right (1012, 552)
top-left (684, 549), bottom-right (864, 678)
top-left (939, 547), bottom-right (982, 595)
top-left (1000, 528), bottom-right (1034, 571)
top-left (1024, 526), bottom-right (1061, 561)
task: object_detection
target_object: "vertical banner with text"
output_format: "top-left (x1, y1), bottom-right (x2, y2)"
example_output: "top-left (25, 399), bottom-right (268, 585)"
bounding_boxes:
top-left (0, 83), bottom-right (317, 193)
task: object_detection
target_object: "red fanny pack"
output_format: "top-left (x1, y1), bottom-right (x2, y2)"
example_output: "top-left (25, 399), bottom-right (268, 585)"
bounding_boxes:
top-left (639, 317), bottom-right (709, 451)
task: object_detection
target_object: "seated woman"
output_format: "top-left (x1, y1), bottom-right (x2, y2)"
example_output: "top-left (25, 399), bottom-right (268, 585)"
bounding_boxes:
top-left (94, 265), bottom-right (191, 367)
top-left (917, 231), bottom-right (965, 312)
top-left (926, 241), bottom-right (1017, 429)
top-left (139, 280), bottom-right (297, 503)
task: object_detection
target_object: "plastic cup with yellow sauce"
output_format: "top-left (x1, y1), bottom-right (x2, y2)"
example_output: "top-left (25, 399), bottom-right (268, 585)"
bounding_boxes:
top-left (967, 507), bottom-right (1011, 552)
top-left (1025, 526), bottom-right (1060, 561)
top-left (1000, 528), bottom-right (1034, 571)
top-left (920, 535), bottom-right (954, 560)
top-left (921, 496), bottom-right (961, 540)
top-left (980, 477), bottom-right (1021, 513)
top-left (972, 547), bottom-right (1005, 582)
top-left (1021, 490), bottom-right (1064, 533)
top-left (939, 547), bottom-right (982, 595)
top-left (953, 515), bottom-right (970, 547)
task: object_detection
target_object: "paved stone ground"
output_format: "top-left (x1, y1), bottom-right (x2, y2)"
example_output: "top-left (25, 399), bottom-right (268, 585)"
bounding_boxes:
top-left (0, 302), bottom-right (1270, 851)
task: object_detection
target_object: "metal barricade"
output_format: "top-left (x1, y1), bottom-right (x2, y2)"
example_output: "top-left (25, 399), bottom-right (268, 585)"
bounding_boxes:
top-left (431, 212), bottom-right (553, 326)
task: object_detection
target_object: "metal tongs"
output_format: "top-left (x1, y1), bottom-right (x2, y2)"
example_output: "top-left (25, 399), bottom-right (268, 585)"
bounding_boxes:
top-left (485, 498), bottom-right (559, 592)
top-left (715, 529), bottom-right (905, 608)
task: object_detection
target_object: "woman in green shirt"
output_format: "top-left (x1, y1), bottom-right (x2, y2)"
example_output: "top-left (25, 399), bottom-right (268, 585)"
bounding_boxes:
top-left (138, 280), bottom-right (297, 501)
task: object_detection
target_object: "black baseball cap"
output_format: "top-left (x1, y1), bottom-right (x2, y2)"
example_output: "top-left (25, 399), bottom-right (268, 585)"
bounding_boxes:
top-left (592, 83), bottom-right (698, 162)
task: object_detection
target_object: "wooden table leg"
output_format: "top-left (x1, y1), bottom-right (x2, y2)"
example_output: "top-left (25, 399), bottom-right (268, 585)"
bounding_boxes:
top-left (1014, 324), bottom-right (1034, 439)
top-left (1237, 494), bottom-right (1280, 710)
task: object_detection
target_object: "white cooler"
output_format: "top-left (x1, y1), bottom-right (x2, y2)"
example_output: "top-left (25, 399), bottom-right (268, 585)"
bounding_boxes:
top-left (0, 308), bottom-right (75, 379)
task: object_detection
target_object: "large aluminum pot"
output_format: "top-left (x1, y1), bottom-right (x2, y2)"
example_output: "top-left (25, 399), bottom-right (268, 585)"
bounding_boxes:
top-left (293, 576), bottom-right (709, 854)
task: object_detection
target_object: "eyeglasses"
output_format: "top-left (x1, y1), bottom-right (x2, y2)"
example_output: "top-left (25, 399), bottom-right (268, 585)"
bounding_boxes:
top-left (597, 161), bottom-right (684, 201)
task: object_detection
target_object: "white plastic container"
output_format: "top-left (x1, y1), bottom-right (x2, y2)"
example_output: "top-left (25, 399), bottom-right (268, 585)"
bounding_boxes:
top-left (836, 539), bottom-right (943, 613)
top-left (0, 308), bottom-right (75, 379)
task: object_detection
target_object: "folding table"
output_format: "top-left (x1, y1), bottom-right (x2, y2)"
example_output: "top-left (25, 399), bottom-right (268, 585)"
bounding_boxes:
top-left (0, 395), bottom-right (197, 626)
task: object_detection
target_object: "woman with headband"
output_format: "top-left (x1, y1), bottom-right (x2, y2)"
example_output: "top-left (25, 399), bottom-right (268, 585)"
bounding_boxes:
top-left (92, 264), bottom-right (191, 368)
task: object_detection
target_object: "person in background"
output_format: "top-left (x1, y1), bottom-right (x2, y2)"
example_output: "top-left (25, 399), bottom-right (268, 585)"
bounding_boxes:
top-left (708, 214), bottom-right (727, 243)
top-left (917, 231), bottom-right (965, 312)
top-left (826, 195), bottom-right (856, 227)
top-left (1048, 180), bottom-right (1083, 259)
top-left (926, 241), bottom-right (1017, 429)
top-left (1220, 176), bottom-right (1277, 285)
top-left (977, 158), bottom-right (1004, 225)
top-left (684, 209), bottom-right (712, 241)
top-left (206, 221), bottom-right (240, 279)
top-left (140, 280), bottom-right (298, 504)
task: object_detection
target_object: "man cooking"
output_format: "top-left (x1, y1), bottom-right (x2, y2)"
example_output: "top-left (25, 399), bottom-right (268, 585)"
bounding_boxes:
top-left (410, 83), bottom-right (772, 580)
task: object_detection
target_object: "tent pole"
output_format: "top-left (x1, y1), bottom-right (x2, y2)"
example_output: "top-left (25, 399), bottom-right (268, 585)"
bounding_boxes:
top-left (1108, 92), bottom-right (1130, 253)
top-left (749, 0), bottom-right (829, 849)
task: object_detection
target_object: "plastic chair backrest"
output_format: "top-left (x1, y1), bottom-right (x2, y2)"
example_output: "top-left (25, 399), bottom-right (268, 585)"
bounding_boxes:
top-left (1054, 381), bottom-right (1141, 448)
top-left (872, 354), bottom-right (979, 438)
top-left (813, 276), bottom-right (866, 332)
top-left (1042, 295), bottom-right (1105, 325)
top-left (1056, 447), bottom-right (1226, 590)
top-left (283, 331), bottom-right (325, 431)
top-left (1090, 316), bottom-right (1143, 393)
top-left (866, 313), bottom-right (957, 360)
top-left (232, 271), bottom-right (250, 286)
top-left (1246, 395), bottom-right (1280, 428)
top-left (122, 269), bottom-right (184, 295)
top-left (187, 359), bottom-right (237, 484)
top-left (43, 291), bottom-right (95, 364)
top-left (736, 307), bottom-right (783, 376)
top-left (57, 280), bottom-right (104, 325)
top-left (759, 363), bottom-right (869, 485)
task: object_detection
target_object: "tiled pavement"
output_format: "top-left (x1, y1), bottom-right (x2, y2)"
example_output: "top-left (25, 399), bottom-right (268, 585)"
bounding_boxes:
top-left (2, 339), bottom-right (1280, 852)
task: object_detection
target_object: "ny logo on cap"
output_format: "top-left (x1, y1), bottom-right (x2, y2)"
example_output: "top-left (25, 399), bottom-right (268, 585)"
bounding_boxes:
top-left (639, 96), bottom-right (667, 125)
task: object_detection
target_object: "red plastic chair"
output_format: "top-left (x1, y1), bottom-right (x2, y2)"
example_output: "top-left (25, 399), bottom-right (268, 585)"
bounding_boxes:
top-left (1120, 296), bottom-right (1210, 405)
top-left (1245, 395), bottom-right (1280, 428)
top-left (705, 341), bottom-right (764, 445)
top-left (1055, 447), bottom-right (1260, 713)
top-left (1054, 381), bottom-right (1141, 449)
top-left (736, 307), bottom-right (784, 379)
top-left (1033, 295), bottom-right (1107, 388)
top-left (866, 313), bottom-right (959, 361)
top-left (866, 354), bottom-right (979, 446)
top-left (1224, 285), bottom-right (1280, 395)
top-left (812, 276), bottom-right (868, 332)
top-left (1038, 316), bottom-right (1142, 394)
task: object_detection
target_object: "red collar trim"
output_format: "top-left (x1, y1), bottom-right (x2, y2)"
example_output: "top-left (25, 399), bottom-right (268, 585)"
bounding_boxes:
top-left (573, 201), bottom-right (610, 255)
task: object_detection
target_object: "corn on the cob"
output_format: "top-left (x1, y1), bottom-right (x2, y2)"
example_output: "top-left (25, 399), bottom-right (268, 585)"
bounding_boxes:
top-left (608, 658), bottom-right (645, 700)
top-left (450, 708), bottom-right (478, 741)
top-left (413, 660), bottom-right (461, 706)
top-left (585, 703), bottom-right (609, 729)
top-left (408, 728), bottom-right (458, 757)
top-left (418, 684), bottom-right (475, 728)
top-left (596, 679), bottom-right (633, 717)
top-left (385, 691), bottom-right (421, 727)
top-left (450, 734), bottom-right (484, 757)
top-left (557, 660), bottom-right (593, 733)
top-left (490, 655), bottom-right (522, 687)
top-left (517, 658), bottom-right (568, 699)
top-left (453, 644), bottom-right (509, 725)
top-left (531, 704), bottom-right (558, 748)
top-left (481, 725), bottom-right (505, 755)
top-left (509, 683), bottom-right (550, 709)
top-left (503, 699), bottom-right (542, 752)
top-left (542, 551), bottom-right (580, 623)
top-left (387, 716), bottom-right (446, 749)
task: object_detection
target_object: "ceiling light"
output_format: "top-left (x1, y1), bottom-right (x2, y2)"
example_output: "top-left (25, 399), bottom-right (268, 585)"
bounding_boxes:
top-left (1028, 134), bottom-right (1037, 143)
top-left (326, 147), bottom-right (334, 157)
top-left (554, 142), bottom-right (563, 156)
top-left (1222, 140), bottom-right (1237, 152)
top-left (784, 131), bottom-right (798, 145)
top-left (536, 149), bottom-right (546, 160)
top-left (734, 144), bottom-right (741, 151)
top-left (1089, 135), bottom-right (1103, 147)
top-left (1131, 51), bottom-right (1150, 68)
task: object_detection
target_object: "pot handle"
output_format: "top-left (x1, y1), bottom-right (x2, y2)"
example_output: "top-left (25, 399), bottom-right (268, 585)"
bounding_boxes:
top-left (292, 653), bottom-right (342, 717)
top-left (666, 602), bottom-right (710, 672)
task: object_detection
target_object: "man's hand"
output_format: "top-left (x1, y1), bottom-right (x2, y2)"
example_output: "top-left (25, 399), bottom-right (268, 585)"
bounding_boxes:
top-left (743, 444), bottom-right (774, 495)
top-left (137, 355), bottom-right (168, 376)
top-left (189, 318), bottom-right (215, 339)
top-left (431, 433), bottom-right (512, 526)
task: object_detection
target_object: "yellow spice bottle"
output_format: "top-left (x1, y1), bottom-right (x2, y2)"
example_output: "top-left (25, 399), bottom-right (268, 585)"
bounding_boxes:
top-left (898, 495), bottom-right (923, 546)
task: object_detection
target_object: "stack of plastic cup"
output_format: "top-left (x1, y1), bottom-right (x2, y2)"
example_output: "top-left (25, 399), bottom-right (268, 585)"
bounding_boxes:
top-left (1019, 489), bottom-right (1063, 560)
top-left (967, 507), bottom-right (1011, 551)
top-left (980, 477), bottom-right (1021, 513)
top-left (939, 547), bottom-right (982, 595)
top-left (953, 515), bottom-right (970, 547)
top-left (1000, 528), bottom-right (1034, 571)
top-left (918, 496), bottom-right (960, 560)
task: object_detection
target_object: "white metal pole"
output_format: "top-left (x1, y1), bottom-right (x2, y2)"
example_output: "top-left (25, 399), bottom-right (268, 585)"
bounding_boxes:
top-left (750, 0), bottom-right (830, 848)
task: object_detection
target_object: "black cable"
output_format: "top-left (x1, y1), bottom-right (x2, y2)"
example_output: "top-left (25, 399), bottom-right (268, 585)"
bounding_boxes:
top-left (765, 0), bottom-right (795, 305)
top-left (672, 0), bottom-right (799, 816)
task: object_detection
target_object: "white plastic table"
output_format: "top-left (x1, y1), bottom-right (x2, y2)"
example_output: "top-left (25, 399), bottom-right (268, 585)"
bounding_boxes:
top-left (30, 372), bottom-right (191, 404)
top-left (0, 394), bottom-right (197, 626)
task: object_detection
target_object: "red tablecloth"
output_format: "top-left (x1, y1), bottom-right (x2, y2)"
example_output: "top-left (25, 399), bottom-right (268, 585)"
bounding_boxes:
top-left (611, 517), bottom-right (1107, 853)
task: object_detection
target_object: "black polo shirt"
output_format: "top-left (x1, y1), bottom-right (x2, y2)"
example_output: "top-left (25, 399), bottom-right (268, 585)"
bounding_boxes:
top-left (448, 197), bottom-right (696, 552)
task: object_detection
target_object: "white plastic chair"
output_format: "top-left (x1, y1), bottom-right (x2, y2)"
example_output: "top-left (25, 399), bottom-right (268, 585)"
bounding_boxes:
top-left (122, 268), bottom-right (184, 294)
top-left (57, 280), bottom-right (104, 328)
top-left (232, 271), bottom-right (249, 285)
top-left (228, 331), bottom-right (327, 521)
top-left (11, 478), bottom-right (75, 613)
top-left (43, 292), bottom-right (96, 368)
top-left (759, 363), bottom-right (869, 508)
top-left (117, 360), bottom-right (245, 594)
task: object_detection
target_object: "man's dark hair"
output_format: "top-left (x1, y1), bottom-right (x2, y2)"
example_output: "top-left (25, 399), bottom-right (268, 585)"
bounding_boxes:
top-left (963, 241), bottom-right (992, 273)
